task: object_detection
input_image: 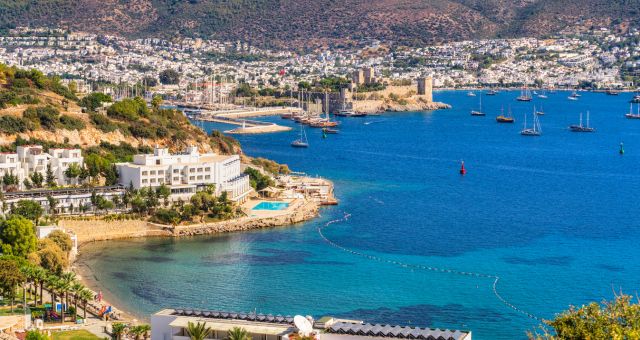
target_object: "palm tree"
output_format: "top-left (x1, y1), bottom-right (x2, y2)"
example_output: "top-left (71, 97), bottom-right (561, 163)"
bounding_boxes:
top-left (58, 272), bottom-right (75, 323)
top-left (45, 275), bottom-right (60, 311)
top-left (33, 267), bottom-right (48, 306)
top-left (186, 321), bottom-right (212, 340)
top-left (227, 327), bottom-right (251, 340)
top-left (131, 324), bottom-right (151, 340)
top-left (20, 265), bottom-right (35, 303)
top-left (78, 289), bottom-right (93, 320)
top-left (71, 282), bottom-right (85, 321)
top-left (111, 322), bottom-right (128, 340)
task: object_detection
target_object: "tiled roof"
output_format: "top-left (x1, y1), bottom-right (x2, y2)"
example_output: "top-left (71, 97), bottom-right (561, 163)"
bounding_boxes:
top-left (171, 309), bottom-right (295, 325)
top-left (326, 322), bottom-right (469, 340)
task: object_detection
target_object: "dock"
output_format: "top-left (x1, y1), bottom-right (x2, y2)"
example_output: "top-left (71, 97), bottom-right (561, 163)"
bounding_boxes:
top-left (191, 106), bottom-right (302, 134)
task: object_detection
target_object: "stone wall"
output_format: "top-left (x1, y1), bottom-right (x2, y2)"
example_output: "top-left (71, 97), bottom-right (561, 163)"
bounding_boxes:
top-left (58, 218), bottom-right (170, 244)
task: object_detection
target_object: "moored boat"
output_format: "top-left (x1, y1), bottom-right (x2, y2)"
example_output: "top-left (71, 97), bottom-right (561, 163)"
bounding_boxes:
top-left (496, 106), bottom-right (514, 123)
top-left (625, 103), bottom-right (640, 119)
top-left (521, 108), bottom-right (541, 136)
top-left (569, 111), bottom-right (595, 132)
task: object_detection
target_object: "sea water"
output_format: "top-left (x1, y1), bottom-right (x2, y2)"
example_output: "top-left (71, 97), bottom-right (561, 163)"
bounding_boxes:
top-left (79, 90), bottom-right (640, 339)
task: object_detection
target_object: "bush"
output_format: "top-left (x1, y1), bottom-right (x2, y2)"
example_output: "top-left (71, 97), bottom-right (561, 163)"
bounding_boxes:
top-left (80, 92), bottom-right (112, 112)
top-left (90, 113), bottom-right (119, 133)
top-left (0, 115), bottom-right (31, 134)
top-left (59, 115), bottom-right (86, 130)
top-left (244, 167), bottom-right (274, 191)
top-left (23, 106), bottom-right (60, 131)
top-left (152, 209), bottom-right (181, 225)
top-left (107, 98), bottom-right (148, 121)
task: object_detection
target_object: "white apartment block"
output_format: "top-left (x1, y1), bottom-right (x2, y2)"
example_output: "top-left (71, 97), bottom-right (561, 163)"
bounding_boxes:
top-left (0, 145), bottom-right (84, 190)
top-left (116, 146), bottom-right (251, 202)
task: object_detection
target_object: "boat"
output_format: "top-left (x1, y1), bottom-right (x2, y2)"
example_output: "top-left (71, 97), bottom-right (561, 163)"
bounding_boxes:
top-left (516, 86), bottom-right (532, 101)
top-left (496, 106), bottom-right (515, 123)
top-left (568, 91), bottom-right (579, 101)
top-left (521, 108), bottom-right (542, 136)
top-left (470, 95), bottom-right (485, 116)
top-left (334, 94), bottom-right (367, 117)
top-left (486, 89), bottom-right (498, 96)
top-left (467, 91), bottom-right (476, 97)
top-left (625, 103), bottom-right (640, 119)
top-left (322, 127), bottom-right (339, 134)
top-left (537, 89), bottom-right (548, 99)
top-left (606, 89), bottom-right (619, 96)
top-left (535, 105), bottom-right (545, 115)
top-left (291, 123), bottom-right (309, 148)
top-left (630, 94), bottom-right (640, 103)
top-left (569, 111), bottom-right (595, 132)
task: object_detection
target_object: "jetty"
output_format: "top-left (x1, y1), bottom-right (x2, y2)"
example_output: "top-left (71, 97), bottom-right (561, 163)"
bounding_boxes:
top-left (190, 106), bottom-right (302, 134)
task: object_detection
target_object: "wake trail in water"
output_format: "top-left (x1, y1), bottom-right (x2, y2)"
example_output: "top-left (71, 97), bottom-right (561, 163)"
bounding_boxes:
top-left (317, 212), bottom-right (541, 322)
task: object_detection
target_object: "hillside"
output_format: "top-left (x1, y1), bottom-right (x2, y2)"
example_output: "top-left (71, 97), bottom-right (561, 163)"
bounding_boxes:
top-left (0, 64), bottom-right (241, 156)
top-left (0, 0), bottom-right (638, 48)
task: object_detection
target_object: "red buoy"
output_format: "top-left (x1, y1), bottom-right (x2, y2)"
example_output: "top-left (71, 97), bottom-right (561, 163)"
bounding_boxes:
top-left (459, 161), bottom-right (467, 175)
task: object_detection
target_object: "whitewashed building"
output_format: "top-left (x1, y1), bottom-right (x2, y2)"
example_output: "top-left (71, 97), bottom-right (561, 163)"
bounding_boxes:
top-left (0, 145), bottom-right (84, 190)
top-left (116, 146), bottom-right (251, 202)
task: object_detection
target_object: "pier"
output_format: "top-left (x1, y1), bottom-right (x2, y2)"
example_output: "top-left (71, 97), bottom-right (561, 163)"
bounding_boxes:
top-left (190, 106), bottom-right (302, 134)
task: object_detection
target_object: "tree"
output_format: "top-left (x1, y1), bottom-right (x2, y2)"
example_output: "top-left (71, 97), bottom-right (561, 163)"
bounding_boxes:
top-left (13, 199), bottom-right (44, 223)
top-left (0, 258), bottom-right (26, 312)
top-left (30, 172), bottom-right (44, 188)
top-left (227, 327), bottom-right (251, 340)
top-left (156, 184), bottom-right (171, 206)
top-left (78, 288), bottom-right (93, 320)
top-left (159, 69), bottom-right (180, 85)
top-left (47, 230), bottom-right (73, 254)
top-left (186, 321), bottom-right (212, 340)
top-left (530, 294), bottom-right (640, 339)
top-left (46, 195), bottom-right (58, 214)
top-left (111, 322), bottom-right (128, 340)
top-left (45, 164), bottom-right (56, 188)
top-left (37, 239), bottom-right (67, 274)
top-left (151, 94), bottom-right (163, 110)
top-left (64, 163), bottom-right (81, 182)
top-left (130, 324), bottom-right (151, 340)
top-left (0, 216), bottom-right (37, 257)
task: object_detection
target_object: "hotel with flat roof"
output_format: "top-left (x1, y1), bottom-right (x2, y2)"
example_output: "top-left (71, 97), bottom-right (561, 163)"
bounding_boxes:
top-left (116, 146), bottom-right (251, 202)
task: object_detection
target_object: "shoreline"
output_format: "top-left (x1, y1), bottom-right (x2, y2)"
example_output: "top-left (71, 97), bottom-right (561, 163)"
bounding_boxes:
top-left (65, 178), bottom-right (335, 321)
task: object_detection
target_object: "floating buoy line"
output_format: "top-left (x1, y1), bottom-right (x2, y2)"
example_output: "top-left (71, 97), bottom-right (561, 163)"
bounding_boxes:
top-left (317, 212), bottom-right (541, 322)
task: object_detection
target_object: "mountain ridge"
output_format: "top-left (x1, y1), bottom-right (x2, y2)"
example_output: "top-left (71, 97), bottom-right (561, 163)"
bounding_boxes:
top-left (1, 0), bottom-right (638, 48)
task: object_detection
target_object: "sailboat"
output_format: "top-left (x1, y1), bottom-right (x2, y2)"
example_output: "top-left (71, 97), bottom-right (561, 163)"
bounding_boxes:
top-left (537, 89), bottom-right (548, 99)
top-left (631, 94), bottom-right (640, 104)
top-left (568, 90), bottom-right (580, 100)
top-left (471, 95), bottom-right (485, 116)
top-left (521, 107), bottom-right (542, 136)
top-left (496, 106), bottom-right (515, 123)
top-left (486, 88), bottom-right (498, 96)
top-left (535, 105), bottom-right (545, 115)
top-left (625, 103), bottom-right (640, 119)
top-left (569, 111), bottom-right (595, 132)
top-left (467, 91), bottom-right (476, 97)
top-left (516, 86), bottom-right (532, 101)
top-left (291, 123), bottom-right (309, 147)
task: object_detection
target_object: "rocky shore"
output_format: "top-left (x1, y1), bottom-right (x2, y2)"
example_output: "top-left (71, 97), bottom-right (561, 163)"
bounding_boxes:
top-left (353, 98), bottom-right (451, 114)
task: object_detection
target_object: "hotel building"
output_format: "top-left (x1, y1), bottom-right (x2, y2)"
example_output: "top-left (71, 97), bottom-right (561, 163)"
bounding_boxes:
top-left (151, 309), bottom-right (471, 340)
top-left (0, 145), bottom-right (84, 190)
top-left (116, 146), bottom-right (251, 202)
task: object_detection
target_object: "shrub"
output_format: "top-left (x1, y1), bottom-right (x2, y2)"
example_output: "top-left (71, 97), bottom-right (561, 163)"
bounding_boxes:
top-left (23, 106), bottom-right (60, 131)
top-left (152, 209), bottom-right (181, 225)
top-left (0, 116), bottom-right (31, 134)
top-left (107, 97), bottom-right (148, 121)
top-left (59, 115), bottom-right (86, 130)
top-left (90, 113), bottom-right (119, 133)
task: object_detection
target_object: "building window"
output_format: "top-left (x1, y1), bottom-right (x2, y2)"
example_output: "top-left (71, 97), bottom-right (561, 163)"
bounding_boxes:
top-left (142, 179), bottom-right (148, 184)
top-left (156, 160), bottom-right (160, 165)
top-left (142, 171), bottom-right (148, 176)
top-left (189, 176), bottom-right (195, 181)
top-left (190, 168), bottom-right (195, 173)
top-left (205, 175), bottom-right (210, 180)
top-left (173, 169), bottom-right (179, 174)
top-left (150, 170), bottom-right (156, 175)
top-left (158, 170), bottom-right (164, 175)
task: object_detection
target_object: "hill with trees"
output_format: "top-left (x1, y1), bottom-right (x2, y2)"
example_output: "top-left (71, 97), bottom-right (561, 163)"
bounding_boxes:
top-left (0, 0), bottom-right (638, 48)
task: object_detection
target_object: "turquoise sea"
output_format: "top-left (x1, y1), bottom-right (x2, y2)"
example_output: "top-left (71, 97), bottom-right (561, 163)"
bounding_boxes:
top-left (79, 90), bottom-right (640, 339)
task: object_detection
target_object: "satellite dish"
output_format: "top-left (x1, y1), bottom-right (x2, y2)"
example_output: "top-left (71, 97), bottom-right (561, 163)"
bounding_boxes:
top-left (294, 315), bottom-right (313, 336)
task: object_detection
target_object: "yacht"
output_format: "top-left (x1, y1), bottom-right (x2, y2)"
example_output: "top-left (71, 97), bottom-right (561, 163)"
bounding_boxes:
top-left (516, 86), bottom-right (532, 101)
top-left (521, 108), bottom-right (542, 136)
top-left (486, 89), bottom-right (498, 96)
top-left (496, 106), bottom-right (515, 123)
top-left (467, 91), bottom-right (476, 97)
top-left (470, 95), bottom-right (485, 116)
top-left (569, 111), bottom-right (595, 132)
top-left (291, 123), bottom-right (309, 148)
top-left (625, 103), bottom-right (640, 119)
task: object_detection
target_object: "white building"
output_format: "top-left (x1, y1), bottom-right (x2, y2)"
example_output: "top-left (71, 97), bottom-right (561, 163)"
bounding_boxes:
top-left (116, 146), bottom-right (251, 202)
top-left (1, 186), bottom-right (125, 215)
top-left (0, 145), bottom-right (84, 190)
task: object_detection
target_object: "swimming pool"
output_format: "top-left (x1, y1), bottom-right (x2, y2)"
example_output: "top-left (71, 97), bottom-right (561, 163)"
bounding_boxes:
top-left (252, 201), bottom-right (289, 211)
